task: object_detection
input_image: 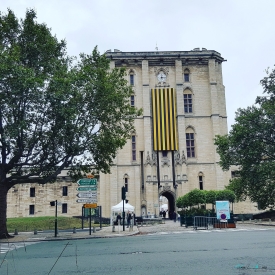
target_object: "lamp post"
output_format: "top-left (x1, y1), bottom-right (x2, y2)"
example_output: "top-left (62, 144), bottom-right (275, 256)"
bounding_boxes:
top-left (50, 200), bottom-right (58, 237)
top-left (122, 186), bottom-right (126, 231)
top-left (54, 200), bottom-right (58, 237)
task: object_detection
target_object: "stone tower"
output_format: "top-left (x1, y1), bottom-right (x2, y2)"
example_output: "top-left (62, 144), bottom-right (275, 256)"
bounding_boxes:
top-left (99, 48), bottom-right (230, 218)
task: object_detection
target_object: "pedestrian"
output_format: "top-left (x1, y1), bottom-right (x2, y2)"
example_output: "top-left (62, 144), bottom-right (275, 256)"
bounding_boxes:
top-left (126, 211), bottom-right (132, 228)
top-left (163, 210), bottom-right (166, 219)
top-left (173, 211), bottom-right (177, 222)
top-left (116, 213), bottom-right (122, 225)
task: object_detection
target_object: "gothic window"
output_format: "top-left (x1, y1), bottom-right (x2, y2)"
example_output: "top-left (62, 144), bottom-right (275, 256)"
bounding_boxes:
top-left (124, 176), bottom-right (129, 192)
top-left (130, 95), bottom-right (135, 107)
top-left (129, 70), bottom-right (135, 86)
top-left (183, 89), bottom-right (193, 113)
top-left (132, 135), bottom-right (136, 161)
top-left (186, 128), bottom-right (195, 158)
top-left (184, 68), bottom-right (190, 82)
top-left (198, 172), bottom-right (204, 190)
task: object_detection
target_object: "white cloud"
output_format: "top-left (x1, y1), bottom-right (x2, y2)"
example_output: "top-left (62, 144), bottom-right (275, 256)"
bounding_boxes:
top-left (2, 0), bottom-right (275, 130)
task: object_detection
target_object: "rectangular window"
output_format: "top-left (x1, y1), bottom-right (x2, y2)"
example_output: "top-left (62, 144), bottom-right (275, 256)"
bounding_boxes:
top-left (231, 171), bottom-right (240, 178)
top-left (62, 186), bottom-right (68, 196)
top-left (62, 203), bottom-right (68, 214)
top-left (130, 95), bottom-right (135, 107)
top-left (132, 136), bottom-right (136, 161)
top-left (130, 74), bottom-right (134, 85)
top-left (184, 73), bottom-right (189, 82)
top-left (199, 176), bottom-right (203, 190)
top-left (186, 133), bottom-right (195, 158)
top-left (184, 94), bottom-right (192, 113)
top-left (30, 187), bottom-right (35, 197)
top-left (125, 178), bottom-right (128, 192)
top-left (29, 205), bottom-right (35, 215)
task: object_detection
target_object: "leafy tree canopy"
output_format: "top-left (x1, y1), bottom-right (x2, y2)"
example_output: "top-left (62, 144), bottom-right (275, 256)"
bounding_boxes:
top-left (215, 66), bottom-right (275, 210)
top-left (176, 189), bottom-right (235, 210)
top-left (0, 9), bottom-right (141, 238)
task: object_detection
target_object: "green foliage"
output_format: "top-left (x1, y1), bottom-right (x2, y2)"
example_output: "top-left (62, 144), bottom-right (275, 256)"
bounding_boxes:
top-left (215, 66), bottom-right (275, 210)
top-left (176, 189), bottom-right (235, 210)
top-left (0, 9), bottom-right (141, 186)
top-left (0, 9), bottom-right (141, 238)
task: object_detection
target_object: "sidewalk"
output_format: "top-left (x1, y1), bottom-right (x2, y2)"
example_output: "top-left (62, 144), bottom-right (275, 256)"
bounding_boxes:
top-left (2, 219), bottom-right (275, 243)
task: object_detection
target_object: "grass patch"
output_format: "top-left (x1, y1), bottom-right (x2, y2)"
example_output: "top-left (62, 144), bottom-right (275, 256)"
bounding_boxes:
top-left (7, 216), bottom-right (107, 233)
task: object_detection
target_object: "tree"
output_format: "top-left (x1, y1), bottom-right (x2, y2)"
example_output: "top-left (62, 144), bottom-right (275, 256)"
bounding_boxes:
top-left (215, 66), bottom-right (275, 210)
top-left (0, 9), bottom-right (141, 238)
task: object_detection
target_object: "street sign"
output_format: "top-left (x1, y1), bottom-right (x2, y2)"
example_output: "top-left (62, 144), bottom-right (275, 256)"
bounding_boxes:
top-left (77, 192), bottom-right (97, 198)
top-left (83, 203), bottom-right (97, 208)
top-left (86, 174), bottom-right (94, 178)
top-left (77, 179), bottom-right (97, 186)
top-left (76, 198), bottom-right (97, 203)
top-left (77, 186), bottom-right (97, 191)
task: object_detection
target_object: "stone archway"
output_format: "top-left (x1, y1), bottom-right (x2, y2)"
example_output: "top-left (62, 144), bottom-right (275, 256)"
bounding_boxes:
top-left (160, 190), bottom-right (175, 220)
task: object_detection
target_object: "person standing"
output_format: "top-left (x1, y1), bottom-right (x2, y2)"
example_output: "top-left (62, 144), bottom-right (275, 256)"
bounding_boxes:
top-left (116, 213), bottom-right (122, 225)
top-left (126, 211), bottom-right (131, 228)
top-left (173, 211), bottom-right (177, 222)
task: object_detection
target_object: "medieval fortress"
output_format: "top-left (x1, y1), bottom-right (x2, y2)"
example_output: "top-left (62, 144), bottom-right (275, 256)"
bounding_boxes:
top-left (7, 49), bottom-right (257, 218)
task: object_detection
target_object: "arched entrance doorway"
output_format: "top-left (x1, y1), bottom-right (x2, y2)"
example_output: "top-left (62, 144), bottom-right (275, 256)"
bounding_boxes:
top-left (159, 190), bottom-right (175, 220)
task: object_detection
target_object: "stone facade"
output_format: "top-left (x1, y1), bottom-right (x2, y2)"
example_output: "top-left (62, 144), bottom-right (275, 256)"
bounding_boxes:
top-left (100, 48), bottom-right (231, 218)
top-left (6, 48), bottom-right (259, 219)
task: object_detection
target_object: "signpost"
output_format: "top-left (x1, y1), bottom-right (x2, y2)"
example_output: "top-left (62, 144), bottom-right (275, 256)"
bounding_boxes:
top-left (77, 186), bottom-right (97, 191)
top-left (77, 192), bottom-right (97, 198)
top-left (84, 203), bottom-right (97, 208)
top-left (77, 198), bottom-right (97, 203)
top-left (77, 179), bottom-right (97, 185)
top-left (77, 178), bottom-right (98, 235)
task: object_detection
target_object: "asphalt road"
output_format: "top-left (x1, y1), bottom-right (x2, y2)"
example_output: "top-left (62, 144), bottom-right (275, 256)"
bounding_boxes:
top-left (1, 229), bottom-right (275, 275)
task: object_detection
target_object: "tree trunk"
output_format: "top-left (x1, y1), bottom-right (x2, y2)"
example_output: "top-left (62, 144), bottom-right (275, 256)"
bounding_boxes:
top-left (0, 184), bottom-right (12, 239)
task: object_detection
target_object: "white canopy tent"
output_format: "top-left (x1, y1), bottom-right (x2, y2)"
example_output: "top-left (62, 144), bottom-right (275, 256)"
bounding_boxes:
top-left (160, 203), bottom-right (168, 211)
top-left (111, 200), bottom-right (135, 224)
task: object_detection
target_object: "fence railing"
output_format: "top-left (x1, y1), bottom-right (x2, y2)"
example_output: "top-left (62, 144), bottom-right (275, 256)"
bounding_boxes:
top-left (193, 216), bottom-right (228, 230)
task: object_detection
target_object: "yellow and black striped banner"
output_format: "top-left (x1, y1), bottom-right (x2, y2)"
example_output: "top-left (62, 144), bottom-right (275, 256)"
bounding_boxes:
top-left (152, 88), bottom-right (178, 151)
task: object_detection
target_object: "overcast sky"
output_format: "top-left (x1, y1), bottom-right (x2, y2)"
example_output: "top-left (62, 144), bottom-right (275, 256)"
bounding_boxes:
top-left (2, 0), bottom-right (275, 130)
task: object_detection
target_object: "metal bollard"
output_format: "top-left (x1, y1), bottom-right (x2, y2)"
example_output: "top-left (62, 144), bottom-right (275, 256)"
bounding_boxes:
top-left (73, 227), bottom-right (76, 233)
top-left (14, 229), bottom-right (18, 235)
top-left (93, 226), bottom-right (96, 233)
top-left (269, 219), bottom-right (271, 225)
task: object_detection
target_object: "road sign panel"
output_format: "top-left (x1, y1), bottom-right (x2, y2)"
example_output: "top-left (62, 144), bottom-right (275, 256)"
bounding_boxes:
top-left (77, 179), bottom-right (97, 186)
top-left (76, 198), bottom-right (97, 203)
top-left (77, 192), bottom-right (97, 198)
top-left (83, 203), bottom-right (97, 208)
top-left (77, 186), bottom-right (97, 191)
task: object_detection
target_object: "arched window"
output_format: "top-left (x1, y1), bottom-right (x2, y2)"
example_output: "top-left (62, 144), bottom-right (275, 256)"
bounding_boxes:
top-left (186, 127), bottom-right (195, 158)
top-left (130, 95), bottom-right (135, 107)
top-left (183, 89), bottom-right (193, 113)
top-left (198, 172), bottom-right (204, 190)
top-left (132, 135), bottom-right (136, 161)
top-left (129, 70), bottom-right (135, 86)
top-left (124, 174), bottom-right (129, 192)
top-left (184, 68), bottom-right (190, 82)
